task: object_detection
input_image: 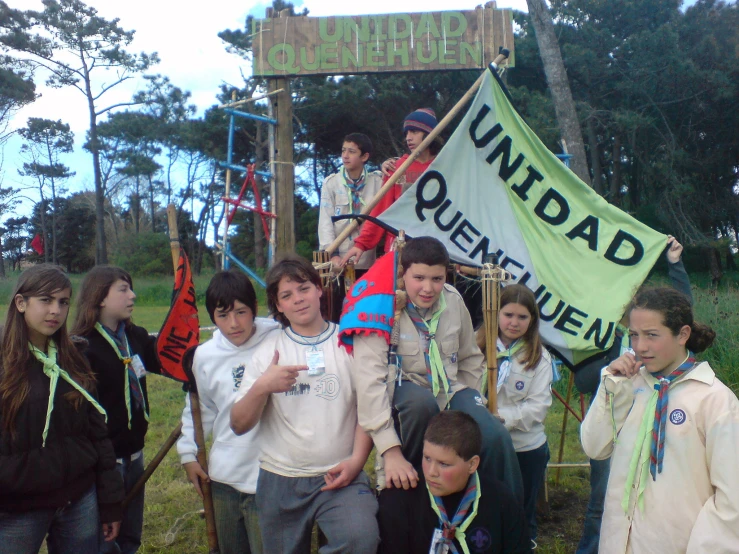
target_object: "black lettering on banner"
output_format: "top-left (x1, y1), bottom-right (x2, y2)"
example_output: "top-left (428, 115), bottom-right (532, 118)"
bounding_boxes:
top-left (534, 286), bottom-right (566, 322)
top-left (500, 256), bottom-right (525, 281)
top-left (538, 295), bottom-right (565, 322)
top-left (511, 165), bottom-right (544, 201)
top-left (584, 319), bottom-right (616, 349)
top-left (449, 219), bottom-right (481, 253)
top-left (469, 236), bottom-right (492, 262)
top-left (485, 136), bottom-right (525, 180)
top-left (517, 271), bottom-right (533, 287)
top-left (183, 285), bottom-right (197, 309)
top-left (468, 104), bottom-right (503, 148)
top-left (604, 230), bottom-right (644, 266)
top-left (434, 199), bottom-right (463, 231)
top-left (415, 171), bottom-right (447, 220)
top-left (554, 305), bottom-right (589, 336)
top-left (566, 215), bottom-right (599, 252)
top-left (534, 188), bottom-right (570, 226)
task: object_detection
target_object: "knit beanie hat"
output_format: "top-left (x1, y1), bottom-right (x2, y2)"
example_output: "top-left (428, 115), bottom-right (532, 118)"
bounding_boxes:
top-left (403, 108), bottom-right (437, 135)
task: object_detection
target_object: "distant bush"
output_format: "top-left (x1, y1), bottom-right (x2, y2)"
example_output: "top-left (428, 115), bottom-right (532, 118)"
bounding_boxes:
top-left (112, 232), bottom-right (172, 276)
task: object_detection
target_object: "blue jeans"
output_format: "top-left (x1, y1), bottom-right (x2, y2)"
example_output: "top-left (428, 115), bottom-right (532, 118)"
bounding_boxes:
top-left (576, 456), bottom-right (611, 554)
top-left (211, 480), bottom-right (263, 554)
top-left (99, 454), bottom-right (145, 554)
top-left (516, 442), bottom-right (550, 541)
top-left (393, 382), bottom-right (524, 503)
top-left (0, 484), bottom-right (99, 554)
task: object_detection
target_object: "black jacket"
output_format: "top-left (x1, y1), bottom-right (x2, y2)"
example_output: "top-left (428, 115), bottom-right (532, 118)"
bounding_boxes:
top-left (80, 324), bottom-right (160, 457)
top-left (378, 475), bottom-right (531, 554)
top-left (0, 358), bottom-right (124, 522)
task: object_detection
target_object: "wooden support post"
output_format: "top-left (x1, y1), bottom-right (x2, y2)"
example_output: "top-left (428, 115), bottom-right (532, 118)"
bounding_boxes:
top-left (167, 205), bottom-right (219, 553)
top-left (269, 10), bottom-right (295, 258)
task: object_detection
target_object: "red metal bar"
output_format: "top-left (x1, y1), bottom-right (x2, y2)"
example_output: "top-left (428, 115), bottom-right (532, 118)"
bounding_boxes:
top-left (552, 389), bottom-right (583, 423)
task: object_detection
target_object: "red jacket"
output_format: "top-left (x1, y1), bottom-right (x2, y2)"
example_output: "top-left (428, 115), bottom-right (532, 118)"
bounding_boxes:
top-left (352, 154), bottom-right (435, 254)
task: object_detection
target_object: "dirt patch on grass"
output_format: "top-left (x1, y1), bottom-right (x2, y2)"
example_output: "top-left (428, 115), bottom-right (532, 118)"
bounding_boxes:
top-left (537, 487), bottom-right (589, 553)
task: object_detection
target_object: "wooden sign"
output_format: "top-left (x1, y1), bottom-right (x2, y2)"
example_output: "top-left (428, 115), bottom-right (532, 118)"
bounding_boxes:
top-left (252, 7), bottom-right (515, 77)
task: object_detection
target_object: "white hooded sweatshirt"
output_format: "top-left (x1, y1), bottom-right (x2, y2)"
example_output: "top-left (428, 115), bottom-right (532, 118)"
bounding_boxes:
top-left (177, 318), bottom-right (281, 494)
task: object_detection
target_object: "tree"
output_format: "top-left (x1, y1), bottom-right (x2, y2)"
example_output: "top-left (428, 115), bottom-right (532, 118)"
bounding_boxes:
top-left (0, 2), bottom-right (38, 144)
top-left (0, 185), bottom-right (19, 276)
top-left (3, 215), bottom-right (28, 271)
top-left (1, 0), bottom-right (159, 263)
top-left (17, 117), bottom-right (74, 264)
top-left (524, 0), bottom-right (590, 185)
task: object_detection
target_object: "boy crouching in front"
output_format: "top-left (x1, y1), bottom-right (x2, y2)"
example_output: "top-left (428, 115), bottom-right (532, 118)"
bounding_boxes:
top-left (379, 411), bottom-right (531, 554)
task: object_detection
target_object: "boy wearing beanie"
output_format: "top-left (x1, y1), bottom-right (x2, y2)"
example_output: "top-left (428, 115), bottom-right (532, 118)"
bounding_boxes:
top-left (340, 108), bottom-right (443, 266)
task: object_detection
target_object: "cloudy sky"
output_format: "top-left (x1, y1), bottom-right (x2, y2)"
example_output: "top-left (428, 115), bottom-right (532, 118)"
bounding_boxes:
top-left (3, 0), bottom-right (528, 209)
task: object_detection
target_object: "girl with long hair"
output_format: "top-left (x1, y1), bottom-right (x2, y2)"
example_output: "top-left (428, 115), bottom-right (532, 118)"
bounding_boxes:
top-left (581, 287), bottom-right (739, 553)
top-left (494, 284), bottom-right (553, 547)
top-left (72, 266), bottom-right (160, 554)
top-left (0, 264), bottom-right (123, 553)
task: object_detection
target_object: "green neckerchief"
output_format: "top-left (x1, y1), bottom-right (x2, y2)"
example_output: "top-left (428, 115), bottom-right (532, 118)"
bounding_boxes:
top-left (406, 292), bottom-right (449, 397)
top-left (496, 339), bottom-right (525, 360)
top-left (426, 472), bottom-right (482, 554)
top-left (95, 322), bottom-right (149, 429)
top-left (29, 341), bottom-right (107, 447)
top-left (620, 362), bottom-right (692, 514)
top-left (481, 339), bottom-right (525, 397)
top-left (621, 384), bottom-right (657, 514)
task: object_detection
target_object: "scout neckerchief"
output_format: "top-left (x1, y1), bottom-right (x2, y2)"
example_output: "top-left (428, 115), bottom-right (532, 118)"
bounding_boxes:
top-left (427, 472), bottom-right (481, 554)
top-left (95, 322), bottom-right (148, 429)
top-left (405, 293), bottom-right (449, 397)
top-left (496, 338), bottom-right (525, 392)
top-left (621, 353), bottom-right (696, 513)
top-left (29, 341), bottom-right (107, 447)
top-left (341, 167), bottom-right (367, 214)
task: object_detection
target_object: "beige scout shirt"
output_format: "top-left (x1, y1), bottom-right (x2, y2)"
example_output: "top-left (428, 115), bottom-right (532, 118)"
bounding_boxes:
top-left (353, 284), bottom-right (484, 456)
top-left (318, 169), bottom-right (382, 270)
top-left (497, 347), bottom-right (553, 452)
top-left (581, 362), bottom-right (739, 554)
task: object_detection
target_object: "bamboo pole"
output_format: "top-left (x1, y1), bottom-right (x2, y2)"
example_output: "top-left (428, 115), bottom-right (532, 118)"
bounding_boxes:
top-left (481, 254), bottom-right (510, 415)
top-left (326, 52), bottom-right (509, 256)
top-left (167, 205), bottom-right (220, 553)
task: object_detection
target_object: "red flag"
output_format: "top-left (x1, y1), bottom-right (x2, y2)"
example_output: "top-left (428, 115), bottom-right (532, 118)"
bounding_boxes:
top-left (30, 234), bottom-right (44, 255)
top-left (156, 249), bottom-right (199, 382)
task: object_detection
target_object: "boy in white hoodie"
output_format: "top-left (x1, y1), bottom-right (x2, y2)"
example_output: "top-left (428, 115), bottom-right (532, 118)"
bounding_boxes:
top-left (177, 270), bottom-right (280, 554)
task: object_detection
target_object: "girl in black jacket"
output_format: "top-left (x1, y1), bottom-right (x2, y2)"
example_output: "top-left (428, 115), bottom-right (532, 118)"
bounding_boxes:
top-left (72, 266), bottom-right (160, 554)
top-left (0, 264), bottom-right (123, 554)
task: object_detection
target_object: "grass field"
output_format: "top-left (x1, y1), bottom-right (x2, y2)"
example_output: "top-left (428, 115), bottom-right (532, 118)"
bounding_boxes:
top-left (2, 268), bottom-right (737, 553)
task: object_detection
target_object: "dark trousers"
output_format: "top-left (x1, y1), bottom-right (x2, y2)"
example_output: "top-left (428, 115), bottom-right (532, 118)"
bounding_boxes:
top-left (516, 442), bottom-right (550, 540)
top-left (99, 454), bottom-right (145, 554)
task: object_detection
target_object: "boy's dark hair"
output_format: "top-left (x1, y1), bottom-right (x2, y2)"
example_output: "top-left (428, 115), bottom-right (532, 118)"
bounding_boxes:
top-left (424, 411), bottom-right (481, 461)
top-left (266, 255), bottom-right (322, 327)
top-left (400, 236), bottom-right (450, 273)
top-left (344, 133), bottom-right (373, 157)
top-left (205, 270), bottom-right (258, 323)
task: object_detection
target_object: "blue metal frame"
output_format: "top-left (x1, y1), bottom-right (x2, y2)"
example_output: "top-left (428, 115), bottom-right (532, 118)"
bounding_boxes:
top-left (222, 245), bottom-right (267, 289)
top-left (223, 108), bottom-right (277, 125)
top-left (220, 101), bottom-right (278, 284)
top-left (218, 161), bottom-right (272, 180)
